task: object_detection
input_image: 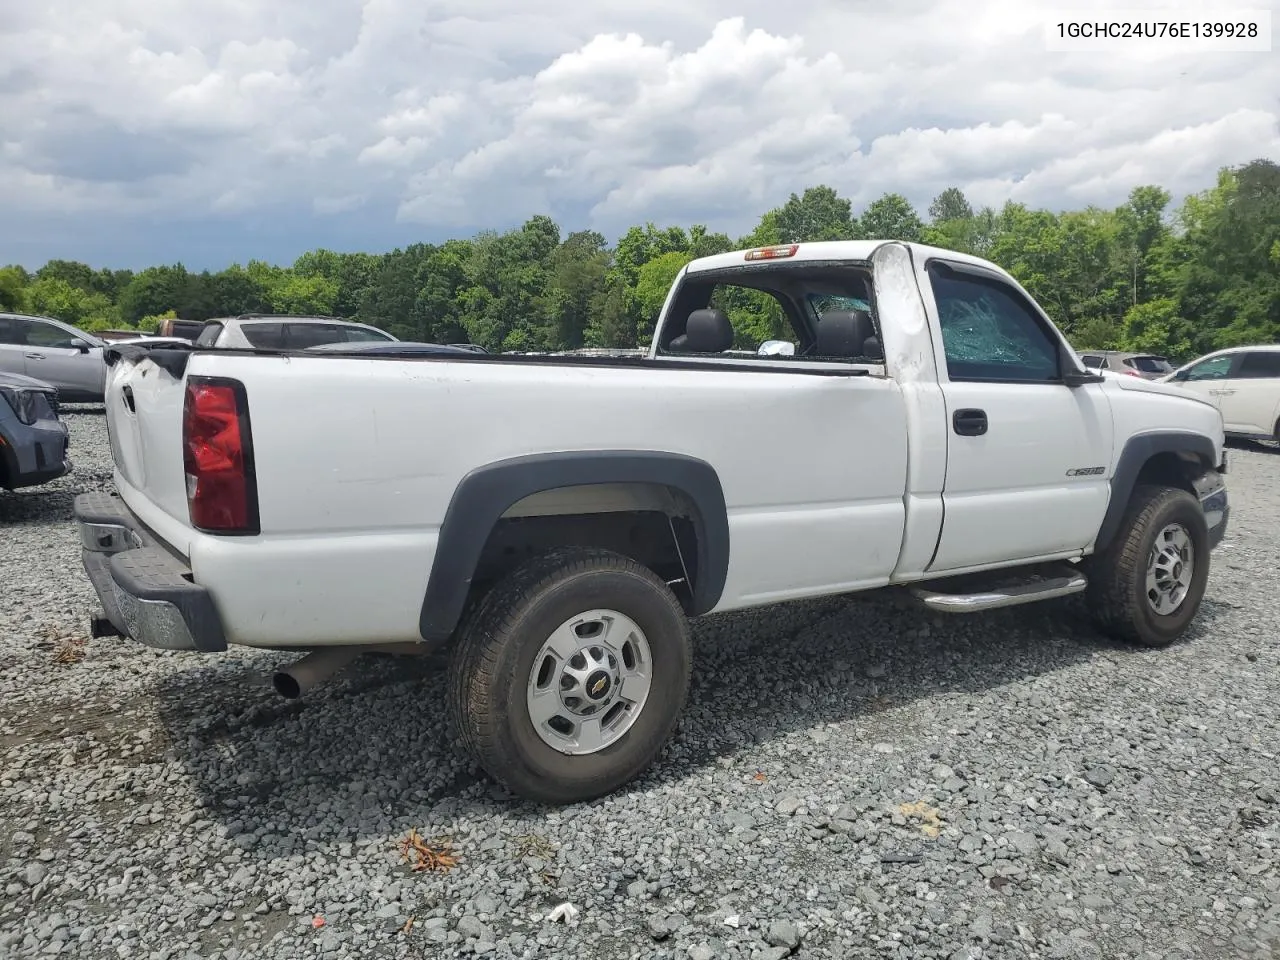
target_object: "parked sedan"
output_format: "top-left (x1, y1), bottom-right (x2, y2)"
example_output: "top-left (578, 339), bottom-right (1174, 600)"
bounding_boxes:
top-left (0, 371), bottom-right (71, 491)
top-left (0, 313), bottom-right (107, 402)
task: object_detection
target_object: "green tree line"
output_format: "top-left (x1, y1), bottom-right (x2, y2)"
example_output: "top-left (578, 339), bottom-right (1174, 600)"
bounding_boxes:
top-left (1, 158), bottom-right (1276, 359)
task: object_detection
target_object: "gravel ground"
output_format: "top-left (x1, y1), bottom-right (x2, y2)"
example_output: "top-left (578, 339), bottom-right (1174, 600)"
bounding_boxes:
top-left (2, 409), bottom-right (1278, 960)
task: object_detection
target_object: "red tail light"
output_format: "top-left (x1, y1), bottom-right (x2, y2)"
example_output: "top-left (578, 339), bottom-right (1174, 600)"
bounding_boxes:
top-left (182, 377), bottom-right (259, 534)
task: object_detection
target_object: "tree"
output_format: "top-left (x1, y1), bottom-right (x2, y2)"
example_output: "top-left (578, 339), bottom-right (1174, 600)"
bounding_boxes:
top-left (24, 277), bottom-right (118, 327)
top-left (206, 264), bottom-right (271, 317)
top-left (613, 224), bottom-right (689, 287)
top-left (688, 225), bottom-right (733, 259)
top-left (544, 230), bottom-right (609, 350)
top-left (1114, 185), bottom-right (1171, 307)
top-left (458, 216), bottom-right (564, 351)
top-left (771, 186), bottom-right (858, 243)
top-left (632, 251), bottom-right (693, 340)
top-left (0, 265), bottom-right (28, 311)
top-left (928, 187), bottom-right (974, 225)
top-left (117, 265), bottom-right (191, 324)
top-left (585, 277), bottom-right (635, 348)
top-left (859, 193), bottom-right (924, 242)
top-left (35, 260), bottom-right (95, 292)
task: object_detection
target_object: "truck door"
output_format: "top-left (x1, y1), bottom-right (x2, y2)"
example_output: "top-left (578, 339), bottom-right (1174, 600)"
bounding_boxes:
top-left (916, 257), bottom-right (1115, 573)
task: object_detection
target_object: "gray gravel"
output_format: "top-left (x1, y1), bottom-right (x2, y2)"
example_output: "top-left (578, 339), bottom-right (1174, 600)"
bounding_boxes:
top-left (2, 410), bottom-right (1279, 960)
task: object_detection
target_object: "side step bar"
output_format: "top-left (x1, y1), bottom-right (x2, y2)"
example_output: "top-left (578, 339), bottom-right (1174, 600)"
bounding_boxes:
top-left (910, 565), bottom-right (1087, 614)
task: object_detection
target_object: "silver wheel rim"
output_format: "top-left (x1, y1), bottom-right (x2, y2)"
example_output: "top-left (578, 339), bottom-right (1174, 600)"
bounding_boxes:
top-left (1145, 522), bottom-right (1194, 616)
top-left (526, 609), bottom-right (653, 755)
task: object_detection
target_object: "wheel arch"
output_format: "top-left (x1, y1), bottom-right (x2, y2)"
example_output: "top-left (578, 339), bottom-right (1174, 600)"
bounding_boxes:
top-left (419, 450), bottom-right (730, 642)
top-left (1093, 431), bottom-right (1218, 553)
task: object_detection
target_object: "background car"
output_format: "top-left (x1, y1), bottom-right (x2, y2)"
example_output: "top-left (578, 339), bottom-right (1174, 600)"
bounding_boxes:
top-left (0, 313), bottom-right (107, 402)
top-left (0, 371), bottom-right (71, 491)
top-left (193, 314), bottom-right (399, 350)
top-left (1078, 349), bottom-right (1174, 380)
top-left (1161, 345), bottom-right (1280, 445)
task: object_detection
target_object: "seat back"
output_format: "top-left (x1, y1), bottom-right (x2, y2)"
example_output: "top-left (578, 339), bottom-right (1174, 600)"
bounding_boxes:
top-left (815, 310), bottom-right (876, 358)
top-left (668, 309), bottom-right (734, 353)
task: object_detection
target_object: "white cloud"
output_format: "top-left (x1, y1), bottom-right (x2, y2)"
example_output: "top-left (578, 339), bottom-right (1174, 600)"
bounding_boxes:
top-left (0, 0), bottom-right (1276, 265)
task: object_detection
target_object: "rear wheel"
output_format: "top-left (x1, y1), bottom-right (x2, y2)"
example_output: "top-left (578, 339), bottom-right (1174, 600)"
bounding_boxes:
top-left (1085, 484), bottom-right (1210, 647)
top-left (448, 547), bottom-right (691, 804)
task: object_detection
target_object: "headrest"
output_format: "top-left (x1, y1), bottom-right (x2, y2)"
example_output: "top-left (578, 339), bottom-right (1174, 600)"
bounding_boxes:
top-left (815, 309), bottom-right (875, 358)
top-left (672, 308), bottom-right (734, 353)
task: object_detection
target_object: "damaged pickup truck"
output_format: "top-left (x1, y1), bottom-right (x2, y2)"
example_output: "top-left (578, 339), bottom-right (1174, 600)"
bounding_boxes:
top-left (74, 240), bottom-right (1229, 804)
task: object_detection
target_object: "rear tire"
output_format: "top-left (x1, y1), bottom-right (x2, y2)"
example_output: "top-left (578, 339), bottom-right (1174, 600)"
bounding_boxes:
top-left (1085, 484), bottom-right (1209, 648)
top-left (447, 547), bottom-right (691, 804)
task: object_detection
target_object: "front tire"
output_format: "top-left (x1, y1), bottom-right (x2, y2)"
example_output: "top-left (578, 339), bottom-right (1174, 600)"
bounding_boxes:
top-left (447, 547), bottom-right (692, 804)
top-left (1085, 484), bottom-right (1210, 647)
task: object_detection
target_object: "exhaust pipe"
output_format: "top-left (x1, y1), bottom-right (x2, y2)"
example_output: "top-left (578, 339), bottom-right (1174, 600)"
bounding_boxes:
top-left (272, 647), bottom-right (363, 700)
top-left (271, 642), bottom-right (433, 699)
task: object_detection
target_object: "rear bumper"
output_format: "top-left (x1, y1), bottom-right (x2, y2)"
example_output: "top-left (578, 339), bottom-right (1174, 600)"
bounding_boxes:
top-left (74, 492), bottom-right (227, 652)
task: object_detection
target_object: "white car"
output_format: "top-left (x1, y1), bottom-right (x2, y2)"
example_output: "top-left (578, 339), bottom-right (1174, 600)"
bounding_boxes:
top-left (191, 314), bottom-right (398, 350)
top-left (1161, 345), bottom-right (1280, 445)
top-left (75, 240), bottom-right (1229, 804)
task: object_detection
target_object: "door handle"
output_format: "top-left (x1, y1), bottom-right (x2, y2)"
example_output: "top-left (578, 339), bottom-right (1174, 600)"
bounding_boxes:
top-left (24, 352), bottom-right (44, 360)
top-left (953, 408), bottom-right (988, 436)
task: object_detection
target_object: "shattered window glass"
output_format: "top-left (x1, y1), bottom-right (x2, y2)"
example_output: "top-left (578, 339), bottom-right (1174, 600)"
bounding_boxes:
top-left (929, 273), bottom-right (1059, 382)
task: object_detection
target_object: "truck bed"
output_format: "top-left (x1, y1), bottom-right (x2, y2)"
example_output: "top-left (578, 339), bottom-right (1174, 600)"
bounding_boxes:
top-left (101, 341), bottom-right (910, 647)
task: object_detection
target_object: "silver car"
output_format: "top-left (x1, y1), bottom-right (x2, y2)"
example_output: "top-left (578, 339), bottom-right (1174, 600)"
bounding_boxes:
top-left (0, 313), bottom-right (107, 402)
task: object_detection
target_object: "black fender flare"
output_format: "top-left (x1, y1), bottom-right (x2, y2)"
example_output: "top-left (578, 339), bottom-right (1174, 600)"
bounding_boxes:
top-left (418, 450), bottom-right (730, 642)
top-left (1094, 430), bottom-right (1218, 553)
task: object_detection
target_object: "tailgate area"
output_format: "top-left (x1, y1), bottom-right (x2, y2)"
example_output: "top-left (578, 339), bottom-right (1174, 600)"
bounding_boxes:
top-left (75, 491), bottom-right (227, 652)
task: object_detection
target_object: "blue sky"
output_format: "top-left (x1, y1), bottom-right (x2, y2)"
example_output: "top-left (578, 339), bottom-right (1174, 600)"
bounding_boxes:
top-left (1, 0), bottom-right (1276, 272)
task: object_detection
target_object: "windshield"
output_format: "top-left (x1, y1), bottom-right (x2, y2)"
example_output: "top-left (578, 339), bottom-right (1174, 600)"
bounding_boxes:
top-left (1128, 355), bottom-right (1172, 373)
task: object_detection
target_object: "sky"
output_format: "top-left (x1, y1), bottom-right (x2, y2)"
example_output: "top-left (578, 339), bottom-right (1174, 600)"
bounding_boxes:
top-left (1, 0), bottom-right (1277, 271)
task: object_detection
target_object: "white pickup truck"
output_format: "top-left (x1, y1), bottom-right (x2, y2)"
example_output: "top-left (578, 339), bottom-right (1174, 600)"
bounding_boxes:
top-left (74, 240), bottom-right (1229, 804)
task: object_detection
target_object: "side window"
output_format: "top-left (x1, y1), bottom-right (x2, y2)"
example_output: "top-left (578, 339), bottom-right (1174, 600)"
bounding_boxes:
top-left (23, 320), bottom-right (84, 349)
top-left (1183, 355), bottom-right (1233, 381)
top-left (1080, 354), bottom-right (1103, 369)
top-left (927, 268), bottom-right (1060, 382)
top-left (1237, 352), bottom-right (1280, 379)
top-left (194, 323), bottom-right (223, 347)
top-left (282, 324), bottom-right (352, 349)
top-left (0, 318), bottom-right (21, 346)
top-left (344, 326), bottom-right (394, 343)
top-left (238, 323), bottom-right (286, 349)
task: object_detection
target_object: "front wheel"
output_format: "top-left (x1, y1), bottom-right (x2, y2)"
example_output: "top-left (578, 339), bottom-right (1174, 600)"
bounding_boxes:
top-left (1085, 484), bottom-right (1210, 647)
top-left (447, 547), bottom-right (692, 804)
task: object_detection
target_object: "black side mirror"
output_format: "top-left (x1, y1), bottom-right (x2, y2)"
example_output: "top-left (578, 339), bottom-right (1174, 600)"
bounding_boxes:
top-left (1064, 370), bottom-right (1105, 387)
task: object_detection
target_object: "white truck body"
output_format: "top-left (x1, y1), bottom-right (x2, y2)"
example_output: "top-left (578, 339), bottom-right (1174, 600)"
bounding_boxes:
top-left (74, 239), bottom-right (1230, 803)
